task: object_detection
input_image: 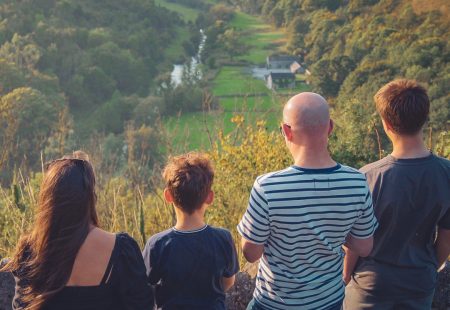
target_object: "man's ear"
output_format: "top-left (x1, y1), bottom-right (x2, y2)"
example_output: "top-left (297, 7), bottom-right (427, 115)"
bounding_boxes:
top-left (164, 188), bottom-right (174, 204)
top-left (381, 118), bottom-right (393, 133)
top-left (328, 119), bottom-right (334, 136)
top-left (284, 123), bottom-right (293, 141)
top-left (205, 190), bottom-right (214, 205)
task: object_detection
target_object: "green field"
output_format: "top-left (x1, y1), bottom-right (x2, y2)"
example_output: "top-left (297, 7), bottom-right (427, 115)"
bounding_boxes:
top-left (231, 12), bottom-right (287, 64)
top-left (162, 7), bottom-right (309, 150)
top-left (164, 108), bottom-right (282, 150)
top-left (211, 66), bottom-right (269, 96)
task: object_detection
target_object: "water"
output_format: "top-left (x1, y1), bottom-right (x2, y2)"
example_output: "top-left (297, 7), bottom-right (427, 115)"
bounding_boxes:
top-left (170, 29), bottom-right (207, 86)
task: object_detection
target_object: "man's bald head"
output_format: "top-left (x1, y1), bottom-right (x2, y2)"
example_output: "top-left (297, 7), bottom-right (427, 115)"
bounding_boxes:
top-left (283, 92), bottom-right (330, 135)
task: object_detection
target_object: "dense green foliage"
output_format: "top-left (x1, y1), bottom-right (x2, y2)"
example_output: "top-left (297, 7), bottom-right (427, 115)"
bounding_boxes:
top-left (229, 0), bottom-right (449, 166)
top-left (0, 0), bottom-right (183, 181)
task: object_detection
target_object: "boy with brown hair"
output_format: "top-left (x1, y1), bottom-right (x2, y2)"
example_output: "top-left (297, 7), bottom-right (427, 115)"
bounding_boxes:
top-left (143, 152), bottom-right (239, 310)
top-left (343, 79), bottom-right (450, 309)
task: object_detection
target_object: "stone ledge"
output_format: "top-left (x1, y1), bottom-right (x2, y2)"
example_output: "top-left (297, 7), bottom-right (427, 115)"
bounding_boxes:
top-left (0, 261), bottom-right (448, 310)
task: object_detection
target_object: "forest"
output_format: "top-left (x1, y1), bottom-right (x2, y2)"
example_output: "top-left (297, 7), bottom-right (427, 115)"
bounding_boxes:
top-left (0, 0), bottom-right (449, 259)
top-left (228, 0), bottom-right (449, 165)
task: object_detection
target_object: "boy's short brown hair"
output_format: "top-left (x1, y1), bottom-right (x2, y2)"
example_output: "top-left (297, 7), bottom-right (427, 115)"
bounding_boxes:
top-left (163, 152), bottom-right (214, 214)
top-left (374, 79), bottom-right (429, 135)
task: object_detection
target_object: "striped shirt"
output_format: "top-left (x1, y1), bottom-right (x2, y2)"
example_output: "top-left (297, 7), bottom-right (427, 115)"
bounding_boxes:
top-left (237, 164), bottom-right (378, 310)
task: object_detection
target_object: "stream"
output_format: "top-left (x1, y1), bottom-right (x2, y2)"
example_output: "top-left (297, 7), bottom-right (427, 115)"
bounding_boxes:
top-left (170, 29), bottom-right (207, 86)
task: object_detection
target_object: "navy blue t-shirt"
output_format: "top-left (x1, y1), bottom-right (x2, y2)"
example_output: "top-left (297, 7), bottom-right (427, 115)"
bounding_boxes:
top-left (142, 225), bottom-right (239, 310)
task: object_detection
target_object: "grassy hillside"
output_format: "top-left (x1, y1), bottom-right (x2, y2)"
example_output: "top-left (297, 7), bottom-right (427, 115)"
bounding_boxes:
top-left (164, 10), bottom-right (309, 150)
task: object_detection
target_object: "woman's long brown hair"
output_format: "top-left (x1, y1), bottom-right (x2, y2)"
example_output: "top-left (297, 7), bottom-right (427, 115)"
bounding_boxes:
top-left (2, 151), bottom-right (98, 310)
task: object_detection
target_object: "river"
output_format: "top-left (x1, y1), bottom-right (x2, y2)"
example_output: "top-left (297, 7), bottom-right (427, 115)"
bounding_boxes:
top-left (170, 29), bottom-right (207, 86)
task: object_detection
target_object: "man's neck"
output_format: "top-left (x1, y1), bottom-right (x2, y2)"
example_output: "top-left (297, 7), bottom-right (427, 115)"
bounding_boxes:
top-left (174, 207), bottom-right (206, 231)
top-left (391, 134), bottom-right (430, 159)
top-left (291, 145), bottom-right (336, 169)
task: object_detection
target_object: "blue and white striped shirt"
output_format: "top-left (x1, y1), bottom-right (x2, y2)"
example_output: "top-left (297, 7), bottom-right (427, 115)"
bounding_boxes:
top-left (237, 164), bottom-right (378, 310)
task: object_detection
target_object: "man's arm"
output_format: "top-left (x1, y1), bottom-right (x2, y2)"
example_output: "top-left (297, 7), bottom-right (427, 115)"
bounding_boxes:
top-left (342, 234), bottom-right (373, 285)
top-left (241, 238), bottom-right (264, 263)
top-left (342, 245), bottom-right (360, 285)
top-left (435, 227), bottom-right (450, 269)
top-left (344, 233), bottom-right (373, 257)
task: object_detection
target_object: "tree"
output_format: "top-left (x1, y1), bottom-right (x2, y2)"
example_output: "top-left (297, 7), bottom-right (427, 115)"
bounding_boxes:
top-left (0, 87), bottom-right (62, 175)
top-left (0, 59), bottom-right (26, 95)
top-left (218, 29), bottom-right (249, 60)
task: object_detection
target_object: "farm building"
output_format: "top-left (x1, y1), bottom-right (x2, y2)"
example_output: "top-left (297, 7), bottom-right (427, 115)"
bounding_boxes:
top-left (290, 61), bottom-right (305, 74)
top-left (265, 72), bottom-right (296, 90)
top-left (266, 55), bottom-right (298, 69)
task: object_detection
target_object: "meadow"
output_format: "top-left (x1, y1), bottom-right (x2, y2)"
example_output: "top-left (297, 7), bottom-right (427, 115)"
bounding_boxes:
top-left (163, 10), bottom-right (310, 149)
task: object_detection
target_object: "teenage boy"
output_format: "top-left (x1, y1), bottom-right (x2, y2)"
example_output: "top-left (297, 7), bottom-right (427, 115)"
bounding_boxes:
top-left (143, 152), bottom-right (239, 310)
top-left (344, 79), bottom-right (450, 309)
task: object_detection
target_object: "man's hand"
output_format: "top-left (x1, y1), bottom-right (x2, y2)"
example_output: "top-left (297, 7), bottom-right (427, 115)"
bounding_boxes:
top-left (241, 238), bottom-right (264, 263)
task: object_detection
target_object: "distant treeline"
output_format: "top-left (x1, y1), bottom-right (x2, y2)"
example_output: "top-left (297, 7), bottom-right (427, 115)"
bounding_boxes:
top-left (0, 0), bottom-right (187, 182)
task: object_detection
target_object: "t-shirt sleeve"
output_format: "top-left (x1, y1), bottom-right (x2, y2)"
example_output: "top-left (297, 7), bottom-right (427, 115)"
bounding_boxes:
top-left (438, 208), bottom-right (450, 230)
top-left (116, 234), bottom-right (154, 310)
top-left (349, 185), bottom-right (379, 239)
top-left (237, 178), bottom-right (270, 244)
top-left (142, 237), bottom-right (160, 285)
top-left (223, 231), bottom-right (239, 278)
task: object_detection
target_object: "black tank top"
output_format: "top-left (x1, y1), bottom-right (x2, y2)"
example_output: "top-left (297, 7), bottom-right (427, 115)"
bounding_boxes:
top-left (12, 233), bottom-right (154, 310)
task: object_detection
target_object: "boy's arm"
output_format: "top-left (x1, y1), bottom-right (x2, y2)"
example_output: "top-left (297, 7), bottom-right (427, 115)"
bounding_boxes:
top-left (222, 231), bottom-right (240, 291)
top-left (222, 275), bottom-right (236, 291)
top-left (342, 245), bottom-right (359, 285)
top-left (435, 227), bottom-right (450, 269)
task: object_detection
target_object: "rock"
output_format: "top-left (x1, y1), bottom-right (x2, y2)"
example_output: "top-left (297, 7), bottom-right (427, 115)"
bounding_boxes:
top-left (225, 262), bottom-right (258, 310)
top-left (432, 261), bottom-right (450, 310)
top-left (226, 261), bottom-right (450, 310)
top-left (0, 271), bottom-right (14, 310)
top-left (0, 260), bottom-right (448, 310)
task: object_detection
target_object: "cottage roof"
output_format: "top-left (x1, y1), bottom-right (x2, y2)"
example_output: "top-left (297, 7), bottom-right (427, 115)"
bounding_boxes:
top-left (267, 55), bottom-right (298, 63)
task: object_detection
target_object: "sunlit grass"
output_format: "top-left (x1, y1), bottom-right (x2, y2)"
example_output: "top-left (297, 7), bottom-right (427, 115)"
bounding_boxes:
top-left (230, 11), bottom-right (287, 64)
top-left (211, 66), bottom-right (269, 96)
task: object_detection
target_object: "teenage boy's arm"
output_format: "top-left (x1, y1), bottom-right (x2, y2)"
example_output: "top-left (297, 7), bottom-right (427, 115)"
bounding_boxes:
top-left (435, 227), bottom-right (450, 269)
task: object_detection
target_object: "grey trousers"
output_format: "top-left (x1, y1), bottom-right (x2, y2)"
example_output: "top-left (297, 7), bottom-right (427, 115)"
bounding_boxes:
top-left (343, 280), bottom-right (434, 310)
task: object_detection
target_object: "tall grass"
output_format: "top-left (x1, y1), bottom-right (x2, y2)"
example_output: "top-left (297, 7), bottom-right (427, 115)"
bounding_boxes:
top-left (1, 123), bottom-right (448, 265)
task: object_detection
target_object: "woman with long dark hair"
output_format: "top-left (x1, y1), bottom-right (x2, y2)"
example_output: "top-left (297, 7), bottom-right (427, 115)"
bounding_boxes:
top-left (2, 151), bottom-right (154, 310)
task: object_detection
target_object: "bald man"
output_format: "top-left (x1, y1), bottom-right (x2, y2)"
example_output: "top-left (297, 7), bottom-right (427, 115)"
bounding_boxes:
top-left (237, 93), bottom-right (378, 310)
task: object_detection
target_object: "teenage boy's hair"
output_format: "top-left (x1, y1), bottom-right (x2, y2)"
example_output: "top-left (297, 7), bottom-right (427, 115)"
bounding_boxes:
top-left (163, 152), bottom-right (214, 214)
top-left (374, 79), bottom-right (429, 135)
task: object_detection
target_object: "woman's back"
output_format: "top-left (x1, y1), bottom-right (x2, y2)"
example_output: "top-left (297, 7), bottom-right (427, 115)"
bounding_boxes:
top-left (66, 228), bottom-right (116, 287)
top-left (13, 231), bottom-right (153, 310)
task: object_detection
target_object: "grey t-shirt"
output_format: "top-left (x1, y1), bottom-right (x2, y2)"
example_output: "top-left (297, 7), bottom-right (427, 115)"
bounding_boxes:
top-left (353, 153), bottom-right (450, 300)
